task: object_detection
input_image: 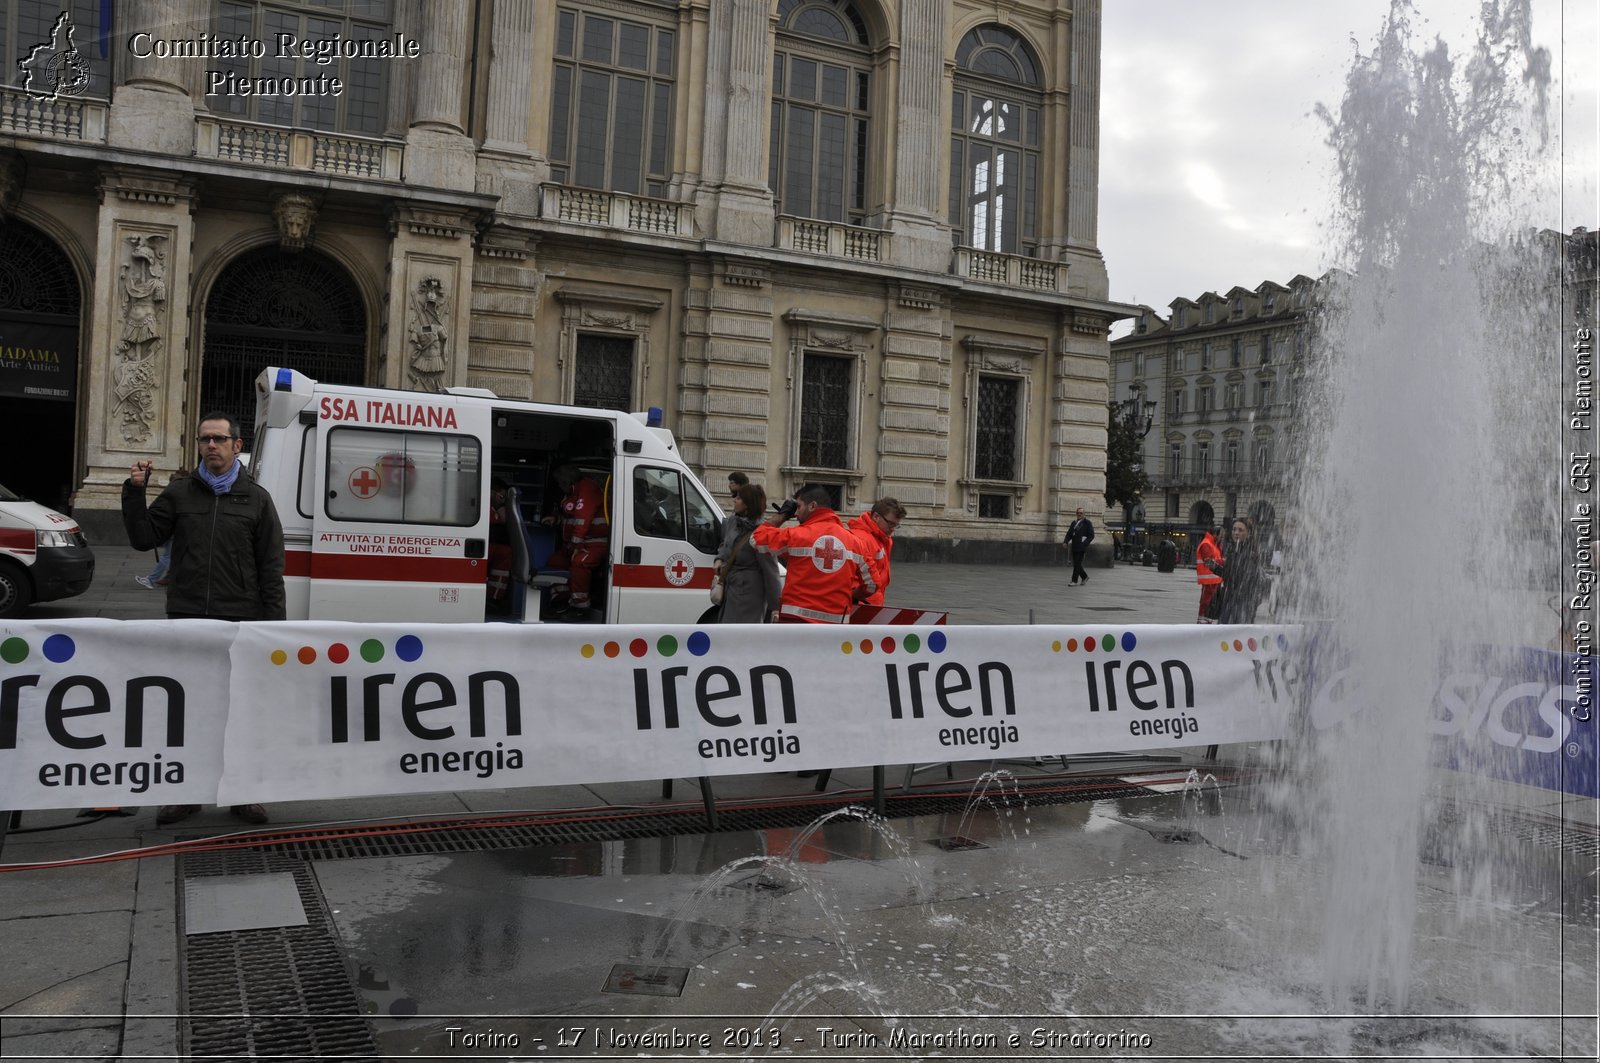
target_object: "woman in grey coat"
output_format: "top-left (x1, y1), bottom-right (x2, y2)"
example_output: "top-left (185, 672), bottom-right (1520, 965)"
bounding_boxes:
top-left (717, 483), bottom-right (781, 622)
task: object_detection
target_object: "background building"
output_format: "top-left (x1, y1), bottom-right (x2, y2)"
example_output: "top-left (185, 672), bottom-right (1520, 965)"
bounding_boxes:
top-left (1107, 273), bottom-right (1332, 555)
top-left (0, 0), bottom-right (1131, 558)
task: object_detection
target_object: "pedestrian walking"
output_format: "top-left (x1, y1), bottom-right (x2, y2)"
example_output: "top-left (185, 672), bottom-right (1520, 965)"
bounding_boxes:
top-left (715, 483), bottom-right (781, 622)
top-left (1064, 508), bottom-right (1095, 585)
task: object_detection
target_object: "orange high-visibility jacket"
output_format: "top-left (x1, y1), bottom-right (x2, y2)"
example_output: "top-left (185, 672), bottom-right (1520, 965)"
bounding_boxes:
top-left (847, 510), bottom-right (894, 607)
top-left (753, 507), bottom-right (875, 623)
top-left (560, 477), bottom-right (609, 545)
top-left (1195, 532), bottom-right (1222, 586)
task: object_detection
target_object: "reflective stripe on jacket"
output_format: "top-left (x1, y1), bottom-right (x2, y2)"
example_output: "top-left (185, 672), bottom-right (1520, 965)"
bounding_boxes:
top-left (1195, 532), bottom-right (1223, 586)
top-left (847, 510), bottom-right (893, 607)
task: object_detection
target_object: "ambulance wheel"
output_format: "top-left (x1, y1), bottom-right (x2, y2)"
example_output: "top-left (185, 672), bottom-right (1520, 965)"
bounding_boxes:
top-left (0, 561), bottom-right (30, 618)
top-left (698, 606), bottom-right (722, 625)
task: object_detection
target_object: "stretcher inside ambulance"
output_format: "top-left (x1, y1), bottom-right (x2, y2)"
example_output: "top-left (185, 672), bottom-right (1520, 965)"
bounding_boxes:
top-left (251, 367), bottom-right (724, 624)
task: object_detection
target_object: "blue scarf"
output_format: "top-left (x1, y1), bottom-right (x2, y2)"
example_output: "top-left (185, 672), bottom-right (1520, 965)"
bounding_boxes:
top-left (195, 459), bottom-right (241, 495)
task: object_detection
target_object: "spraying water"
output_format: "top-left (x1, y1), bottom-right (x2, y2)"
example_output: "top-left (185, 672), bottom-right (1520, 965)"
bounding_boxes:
top-left (1291, 0), bottom-right (1556, 1009)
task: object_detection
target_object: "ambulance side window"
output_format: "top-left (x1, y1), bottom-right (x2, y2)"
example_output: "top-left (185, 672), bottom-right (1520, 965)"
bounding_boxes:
top-left (631, 467), bottom-right (719, 554)
top-left (296, 424), bottom-right (316, 519)
top-left (325, 427), bottom-right (482, 526)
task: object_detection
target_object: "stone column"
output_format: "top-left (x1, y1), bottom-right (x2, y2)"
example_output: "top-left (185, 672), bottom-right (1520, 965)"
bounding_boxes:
top-left (108, 0), bottom-right (197, 155)
top-left (1049, 310), bottom-right (1114, 530)
top-left (405, 0), bottom-right (476, 190)
top-left (1063, 0), bottom-right (1109, 300)
top-left (887, 0), bottom-right (951, 273)
top-left (696, 0), bottom-right (774, 245)
top-left (477, 0), bottom-right (544, 216)
top-left (77, 168), bottom-right (199, 516)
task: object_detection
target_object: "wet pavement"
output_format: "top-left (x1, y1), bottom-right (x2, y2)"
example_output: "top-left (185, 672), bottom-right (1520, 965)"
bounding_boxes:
top-left (1, 546), bottom-right (1595, 1060)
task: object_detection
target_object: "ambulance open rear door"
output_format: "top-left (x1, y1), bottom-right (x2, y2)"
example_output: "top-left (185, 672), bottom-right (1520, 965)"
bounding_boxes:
top-left (307, 388), bottom-right (492, 622)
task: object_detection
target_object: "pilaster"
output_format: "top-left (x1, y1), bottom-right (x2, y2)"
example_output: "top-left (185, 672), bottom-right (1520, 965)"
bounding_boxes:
top-left (1064, 0), bottom-right (1104, 296)
top-left (875, 284), bottom-right (952, 510)
top-left (383, 205), bottom-right (480, 392)
top-left (468, 225), bottom-right (541, 398)
top-left (78, 168), bottom-right (199, 513)
top-left (1050, 308), bottom-right (1113, 526)
top-left (678, 257), bottom-right (775, 477)
top-left (695, 0), bottom-right (775, 246)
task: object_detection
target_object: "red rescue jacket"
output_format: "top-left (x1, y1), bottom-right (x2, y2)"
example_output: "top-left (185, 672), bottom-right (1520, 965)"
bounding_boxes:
top-left (753, 507), bottom-right (875, 623)
top-left (847, 511), bottom-right (893, 607)
top-left (560, 478), bottom-right (609, 546)
top-left (1195, 532), bottom-right (1222, 586)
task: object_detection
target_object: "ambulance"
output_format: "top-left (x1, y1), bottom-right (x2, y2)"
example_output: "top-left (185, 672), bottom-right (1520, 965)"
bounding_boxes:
top-left (250, 366), bottom-right (725, 624)
top-left (0, 483), bottom-right (95, 618)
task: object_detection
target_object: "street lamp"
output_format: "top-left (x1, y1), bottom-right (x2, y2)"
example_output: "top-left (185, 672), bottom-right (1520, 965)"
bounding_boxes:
top-left (1110, 382), bottom-right (1158, 547)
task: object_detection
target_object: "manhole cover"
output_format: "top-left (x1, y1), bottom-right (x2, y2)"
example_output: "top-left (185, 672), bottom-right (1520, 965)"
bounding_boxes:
top-left (931, 835), bottom-right (989, 851)
top-left (604, 963), bottom-right (690, 997)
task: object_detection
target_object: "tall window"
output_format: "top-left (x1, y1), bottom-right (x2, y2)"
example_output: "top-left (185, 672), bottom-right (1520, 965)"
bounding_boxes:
top-left (974, 375), bottom-right (1020, 480)
top-left (1225, 441), bottom-right (1240, 477)
top-left (1225, 382), bottom-right (1241, 409)
top-left (1171, 387), bottom-right (1185, 416)
top-left (1200, 342), bottom-right (1212, 370)
top-left (209, 1), bottom-right (391, 134)
top-left (1230, 338), bottom-right (1241, 367)
top-left (550, 6), bottom-right (676, 196)
top-left (1197, 385), bottom-right (1214, 413)
top-left (1260, 335), bottom-right (1272, 364)
top-left (770, 0), bottom-right (872, 223)
top-left (1255, 438), bottom-right (1273, 476)
top-left (1168, 443), bottom-right (1182, 478)
top-left (799, 353), bottom-right (852, 468)
top-left (573, 334), bottom-right (634, 409)
top-left (1195, 441), bottom-right (1210, 478)
top-left (1258, 380), bottom-right (1274, 408)
top-left (950, 25), bottom-right (1042, 254)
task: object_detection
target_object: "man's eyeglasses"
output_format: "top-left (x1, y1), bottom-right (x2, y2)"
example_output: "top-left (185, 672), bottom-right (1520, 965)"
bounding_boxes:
top-left (197, 434), bottom-right (237, 445)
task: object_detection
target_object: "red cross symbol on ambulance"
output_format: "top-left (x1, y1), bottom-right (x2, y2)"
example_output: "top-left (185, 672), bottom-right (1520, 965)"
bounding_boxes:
top-left (811, 534), bottom-right (847, 572)
top-left (664, 552), bottom-right (694, 586)
top-left (348, 466), bottom-right (382, 499)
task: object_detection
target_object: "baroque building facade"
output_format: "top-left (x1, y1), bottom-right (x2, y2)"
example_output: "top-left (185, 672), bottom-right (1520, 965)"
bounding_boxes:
top-left (0, 0), bottom-right (1130, 556)
top-left (1107, 274), bottom-right (1333, 550)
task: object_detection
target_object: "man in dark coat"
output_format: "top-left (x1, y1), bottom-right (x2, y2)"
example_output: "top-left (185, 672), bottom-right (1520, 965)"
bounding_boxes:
top-left (1065, 507), bottom-right (1095, 585)
top-left (123, 411), bottom-right (285, 826)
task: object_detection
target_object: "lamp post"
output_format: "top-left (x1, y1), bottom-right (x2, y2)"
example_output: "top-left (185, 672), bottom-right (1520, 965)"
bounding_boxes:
top-left (1110, 382), bottom-right (1157, 550)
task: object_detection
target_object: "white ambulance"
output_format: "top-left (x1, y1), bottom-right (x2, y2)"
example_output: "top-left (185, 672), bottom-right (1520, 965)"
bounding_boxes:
top-left (250, 366), bottom-right (725, 624)
top-left (0, 484), bottom-right (95, 617)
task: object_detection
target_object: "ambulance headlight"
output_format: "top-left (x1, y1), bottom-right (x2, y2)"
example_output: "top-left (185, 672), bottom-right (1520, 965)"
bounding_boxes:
top-left (37, 529), bottom-right (77, 548)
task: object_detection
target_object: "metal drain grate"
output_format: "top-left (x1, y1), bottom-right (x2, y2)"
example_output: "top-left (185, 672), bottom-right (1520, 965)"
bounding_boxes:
top-left (180, 850), bottom-right (380, 1061)
top-left (256, 780), bottom-right (1163, 862)
top-left (1436, 805), bottom-right (1600, 860)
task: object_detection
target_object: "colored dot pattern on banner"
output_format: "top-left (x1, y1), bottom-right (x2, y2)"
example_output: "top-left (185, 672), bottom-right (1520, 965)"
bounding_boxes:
top-left (1050, 631), bottom-right (1139, 654)
top-left (580, 631), bottom-right (713, 660)
top-left (1217, 634), bottom-right (1292, 653)
top-left (841, 631), bottom-right (944, 655)
top-left (0, 635), bottom-right (82, 664)
top-left (269, 636), bottom-right (427, 665)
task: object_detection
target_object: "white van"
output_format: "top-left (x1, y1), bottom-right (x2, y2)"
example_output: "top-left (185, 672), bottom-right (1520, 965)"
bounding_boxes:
top-left (0, 483), bottom-right (95, 617)
top-left (251, 366), bottom-right (725, 624)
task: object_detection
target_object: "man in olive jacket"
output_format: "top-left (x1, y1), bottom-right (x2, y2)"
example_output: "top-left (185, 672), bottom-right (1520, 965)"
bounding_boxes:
top-left (122, 411), bottom-right (285, 827)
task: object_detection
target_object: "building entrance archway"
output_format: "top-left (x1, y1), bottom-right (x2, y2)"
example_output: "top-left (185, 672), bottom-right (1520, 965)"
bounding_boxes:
top-left (0, 221), bottom-right (81, 511)
top-left (202, 247), bottom-right (366, 449)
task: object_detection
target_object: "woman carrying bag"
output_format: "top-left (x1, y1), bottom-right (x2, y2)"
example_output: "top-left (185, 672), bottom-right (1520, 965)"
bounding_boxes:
top-left (714, 483), bottom-right (782, 622)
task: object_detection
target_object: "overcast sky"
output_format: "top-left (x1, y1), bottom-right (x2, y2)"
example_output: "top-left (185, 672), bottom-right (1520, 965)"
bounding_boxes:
top-left (1097, 0), bottom-right (1598, 326)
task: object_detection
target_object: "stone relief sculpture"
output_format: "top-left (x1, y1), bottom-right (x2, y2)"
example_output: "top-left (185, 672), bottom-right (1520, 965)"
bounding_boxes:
top-left (407, 277), bottom-right (449, 392)
top-left (111, 234), bottom-right (167, 444)
top-left (272, 192), bottom-right (318, 251)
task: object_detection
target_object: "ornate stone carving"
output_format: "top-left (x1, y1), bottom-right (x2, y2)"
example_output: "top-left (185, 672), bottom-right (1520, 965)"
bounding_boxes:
top-left (407, 277), bottom-right (450, 392)
top-left (809, 328), bottom-right (855, 350)
top-left (723, 262), bottom-right (768, 288)
top-left (982, 356), bottom-right (1024, 373)
top-left (0, 154), bottom-right (24, 220)
top-left (111, 234), bottom-right (168, 444)
top-left (1072, 311), bottom-right (1110, 336)
top-left (272, 191), bottom-right (318, 251)
top-left (581, 309), bottom-right (633, 329)
top-left (896, 284), bottom-right (940, 310)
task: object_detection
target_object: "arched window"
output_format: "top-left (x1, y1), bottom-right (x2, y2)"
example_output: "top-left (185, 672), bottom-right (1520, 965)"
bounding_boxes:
top-left (770, 0), bottom-right (873, 224)
top-left (950, 24), bottom-right (1042, 255)
top-left (208, 1), bottom-right (394, 135)
top-left (203, 248), bottom-right (366, 450)
top-left (549, 4), bottom-right (677, 196)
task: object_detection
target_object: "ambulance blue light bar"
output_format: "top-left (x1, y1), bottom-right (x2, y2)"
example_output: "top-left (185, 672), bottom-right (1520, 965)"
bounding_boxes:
top-left (647, 406), bottom-right (663, 427)
top-left (275, 367), bottom-right (295, 392)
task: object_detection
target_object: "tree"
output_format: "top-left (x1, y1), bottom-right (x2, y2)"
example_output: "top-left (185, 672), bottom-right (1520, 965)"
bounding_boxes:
top-left (1104, 401), bottom-right (1153, 516)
